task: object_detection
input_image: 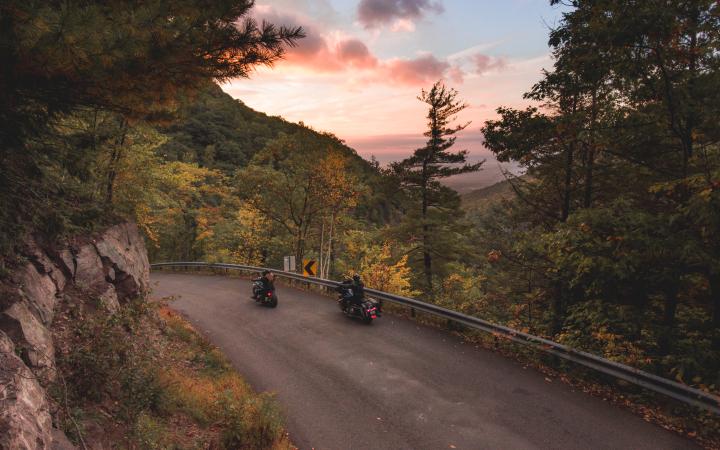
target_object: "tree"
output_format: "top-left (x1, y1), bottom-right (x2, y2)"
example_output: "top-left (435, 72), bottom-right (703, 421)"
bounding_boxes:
top-left (474, 0), bottom-right (720, 384)
top-left (0, 0), bottom-right (303, 150)
top-left (344, 240), bottom-right (419, 297)
top-left (545, 0), bottom-right (720, 342)
top-left (0, 0), bottom-right (303, 252)
top-left (236, 129), bottom-right (363, 269)
top-left (315, 150), bottom-right (362, 278)
top-left (392, 81), bottom-right (482, 293)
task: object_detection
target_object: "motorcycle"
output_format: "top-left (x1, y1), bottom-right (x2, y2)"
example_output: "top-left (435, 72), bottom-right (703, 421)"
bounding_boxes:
top-left (336, 284), bottom-right (380, 324)
top-left (252, 278), bottom-right (278, 308)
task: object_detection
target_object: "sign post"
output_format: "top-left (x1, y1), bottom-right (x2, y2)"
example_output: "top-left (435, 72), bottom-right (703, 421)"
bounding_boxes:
top-left (283, 256), bottom-right (296, 272)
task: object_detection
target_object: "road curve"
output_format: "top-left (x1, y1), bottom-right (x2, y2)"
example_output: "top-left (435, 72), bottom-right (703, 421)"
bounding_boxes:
top-left (151, 272), bottom-right (696, 450)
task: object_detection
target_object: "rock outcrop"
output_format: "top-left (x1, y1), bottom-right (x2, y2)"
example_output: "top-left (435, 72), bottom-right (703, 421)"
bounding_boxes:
top-left (0, 331), bottom-right (53, 450)
top-left (0, 222), bottom-right (150, 449)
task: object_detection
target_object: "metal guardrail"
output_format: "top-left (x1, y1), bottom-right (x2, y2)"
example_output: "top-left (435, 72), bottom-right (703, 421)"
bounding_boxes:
top-left (151, 261), bottom-right (720, 415)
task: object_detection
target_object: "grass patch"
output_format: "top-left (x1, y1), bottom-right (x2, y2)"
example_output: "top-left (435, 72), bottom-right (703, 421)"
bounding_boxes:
top-left (51, 295), bottom-right (294, 449)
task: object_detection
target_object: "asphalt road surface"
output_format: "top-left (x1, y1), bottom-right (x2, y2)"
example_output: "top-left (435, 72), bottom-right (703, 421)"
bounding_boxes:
top-left (151, 272), bottom-right (696, 450)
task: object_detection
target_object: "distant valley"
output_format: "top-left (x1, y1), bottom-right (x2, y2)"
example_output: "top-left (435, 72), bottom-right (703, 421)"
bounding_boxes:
top-left (347, 131), bottom-right (521, 193)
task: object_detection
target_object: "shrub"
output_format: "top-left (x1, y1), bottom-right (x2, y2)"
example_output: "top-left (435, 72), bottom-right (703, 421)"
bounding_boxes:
top-left (220, 392), bottom-right (284, 450)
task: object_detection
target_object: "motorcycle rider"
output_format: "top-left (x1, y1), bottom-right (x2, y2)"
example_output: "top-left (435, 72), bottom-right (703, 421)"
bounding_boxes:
top-left (336, 278), bottom-right (352, 310)
top-left (254, 270), bottom-right (275, 299)
top-left (336, 275), bottom-right (362, 311)
top-left (351, 274), bottom-right (365, 300)
top-left (353, 274), bottom-right (382, 316)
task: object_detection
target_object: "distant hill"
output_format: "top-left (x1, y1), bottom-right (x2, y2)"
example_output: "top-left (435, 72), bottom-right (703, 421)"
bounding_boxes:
top-left (460, 177), bottom-right (518, 213)
top-left (158, 83), bottom-right (373, 175)
top-left (155, 83), bottom-right (393, 224)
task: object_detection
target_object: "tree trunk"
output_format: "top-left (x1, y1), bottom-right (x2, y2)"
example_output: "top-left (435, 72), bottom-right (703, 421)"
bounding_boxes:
top-left (583, 89), bottom-right (597, 209)
top-left (319, 220), bottom-right (325, 277)
top-left (551, 281), bottom-right (565, 335)
top-left (658, 282), bottom-right (679, 355)
top-left (295, 225), bottom-right (305, 273)
top-left (421, 178), bottom-right (433, 293)
top-left (709, 271), bottom-right (720, 351)
top-left (105, 119), bottom-right (128, 204)
top-left (561, 144), bottom-right (574, 222)
top-left (583, 147), bottom-right (594, 209)
top-left (325, 213), bottom-right (335, 278)
top-left (710, 271), bottom-right (720, 329)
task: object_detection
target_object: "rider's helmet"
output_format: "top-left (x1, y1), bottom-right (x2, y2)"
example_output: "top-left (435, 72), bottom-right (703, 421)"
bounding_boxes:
top-left (262, 270), bottom-right (271, 277)
top-left (352, 274), bottom-right (361, 283)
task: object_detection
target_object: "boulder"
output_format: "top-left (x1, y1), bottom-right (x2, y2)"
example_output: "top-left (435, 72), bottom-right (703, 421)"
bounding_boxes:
top-left (73, 244), bottom-right (105, 292)
top-left (24, 239), bottom-right (67, 294)
top-left (0, 331), bottom-right (53, 450)
top-left (94, 223), bottom-right (149, 302)
top-left (53, 249), bottom-right (75, 280)
top-left (0, 303), bottom-right (55, 382)
top-left (13, 263), bottom-right (58, 326)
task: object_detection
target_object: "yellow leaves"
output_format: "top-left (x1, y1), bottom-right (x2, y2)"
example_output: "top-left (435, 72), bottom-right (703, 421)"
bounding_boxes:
top-left (200, 204), bottom-right (271, 266)
top-left (314, 149), bottom-right (362, 210)
top-left (348, 242), bottom-right (419, 297)
top-left (194, 214), bottom-right (215, 242)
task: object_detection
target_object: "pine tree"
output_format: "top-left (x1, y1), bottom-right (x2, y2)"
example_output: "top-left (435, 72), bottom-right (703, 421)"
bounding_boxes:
top-left (392, 81), bottom-right (483, 293)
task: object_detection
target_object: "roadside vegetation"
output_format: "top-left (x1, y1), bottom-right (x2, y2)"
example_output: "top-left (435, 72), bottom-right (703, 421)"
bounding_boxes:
top-left (51, 294), bottom-right (292, 449)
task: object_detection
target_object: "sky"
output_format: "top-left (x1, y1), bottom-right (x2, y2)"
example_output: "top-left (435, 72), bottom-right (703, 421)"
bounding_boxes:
top-left (222, 0), bottom-right (569, 191)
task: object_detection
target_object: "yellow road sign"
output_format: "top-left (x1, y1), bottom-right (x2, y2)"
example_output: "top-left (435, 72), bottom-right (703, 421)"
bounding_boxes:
top-left (303, 259), bottom-right (317, 277)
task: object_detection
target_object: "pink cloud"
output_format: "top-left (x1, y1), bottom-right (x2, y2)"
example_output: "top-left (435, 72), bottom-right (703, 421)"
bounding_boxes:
top-left (472, 54), bottom-right (507, 75)
top-left (253, 7), bottom-right (342, 71)
top-left (357, 0), bottom-right (444, 29)
top-left (446, 66), bottom-right (465, 84)
top-left (381, 54), bottom-right (449, 85)
top-left (336, 39), bottom-right (378, 69)
top-left (252, 6), bottom-right (461, 86)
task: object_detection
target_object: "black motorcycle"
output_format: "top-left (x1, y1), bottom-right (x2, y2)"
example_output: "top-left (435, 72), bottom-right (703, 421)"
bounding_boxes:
top-left (336, 284), bottom-right (380, 323)
top-left (252, 278), bottom-right (278, 308)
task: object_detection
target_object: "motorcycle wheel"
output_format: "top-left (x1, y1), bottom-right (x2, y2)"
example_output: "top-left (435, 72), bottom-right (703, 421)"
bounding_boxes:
top-left (269, 295), bottom-right (278, 308)
top-left (363, 316), bottom-right (373, 324)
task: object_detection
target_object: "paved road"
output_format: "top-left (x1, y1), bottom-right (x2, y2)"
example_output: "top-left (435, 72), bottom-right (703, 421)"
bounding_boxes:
top-left (151, 272), bottom-right (696, 450)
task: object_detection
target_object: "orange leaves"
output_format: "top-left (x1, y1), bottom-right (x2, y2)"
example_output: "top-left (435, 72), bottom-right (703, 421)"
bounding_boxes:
top-left (487, 249), bottom-right (502, 263)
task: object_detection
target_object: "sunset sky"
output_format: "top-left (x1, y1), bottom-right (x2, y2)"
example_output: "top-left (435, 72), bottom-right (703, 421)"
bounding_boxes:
top-left (222, 0), bottom-right (568, 187)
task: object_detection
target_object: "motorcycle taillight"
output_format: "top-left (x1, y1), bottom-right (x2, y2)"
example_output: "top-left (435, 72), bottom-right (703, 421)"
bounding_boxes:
top-left (267, 291), bottom-right (273, 296)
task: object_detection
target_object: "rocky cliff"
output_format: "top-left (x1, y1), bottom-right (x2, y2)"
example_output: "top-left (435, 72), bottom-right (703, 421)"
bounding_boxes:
top-left (0, 222), bottom-right (150, 450)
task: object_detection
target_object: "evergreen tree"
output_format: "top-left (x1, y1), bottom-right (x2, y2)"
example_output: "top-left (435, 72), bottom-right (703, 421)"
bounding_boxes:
top-left (392, 81), bottom-right (482, 293)
top-left (0, 0), bottom-right (303, 250)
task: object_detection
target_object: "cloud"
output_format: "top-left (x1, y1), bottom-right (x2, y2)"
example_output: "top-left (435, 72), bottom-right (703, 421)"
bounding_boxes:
top-left (381, 54), bottom-right (449, 86)
top-left (253, 5), bottom-right (461, 86)
top-left (357, 0), bottom-right (444, 29)
top-left (336, 39), bottom-right (378, 69)
top-left (254, 7), bottom-right (342, 71)
top-left (446, 66), bottom-right (465, 84)
top-left (472, 54), bottom-right (507, 75)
